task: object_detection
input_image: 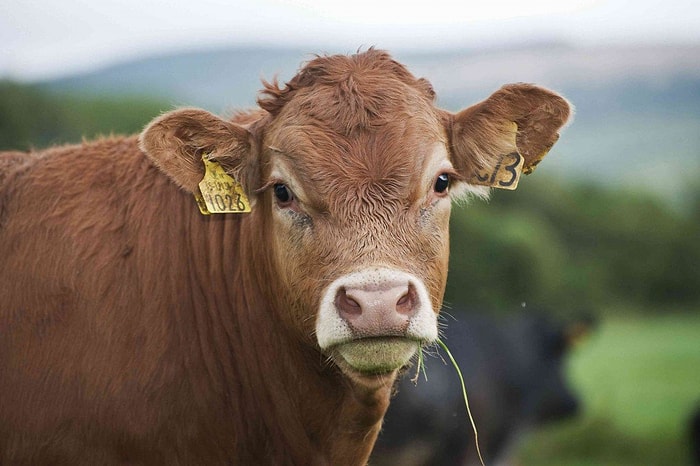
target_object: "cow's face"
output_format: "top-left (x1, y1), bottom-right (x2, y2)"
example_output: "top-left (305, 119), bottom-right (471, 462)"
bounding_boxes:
top-left (258, 83), bottom-right (453, 381)
top-left (140, 50), bottom-right (571, 384)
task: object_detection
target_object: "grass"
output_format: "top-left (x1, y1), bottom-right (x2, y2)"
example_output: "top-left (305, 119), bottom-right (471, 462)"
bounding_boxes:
top-left (436, 338), bottom-right (485, 466)
top-left (518, 313), bottom-right (700, 466)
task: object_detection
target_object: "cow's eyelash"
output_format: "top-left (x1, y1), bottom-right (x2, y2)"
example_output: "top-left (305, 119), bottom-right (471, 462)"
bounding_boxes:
top-left (256, 181), bottom-right (275, 194)
top-left (256, 179), bottom-right (287, 193)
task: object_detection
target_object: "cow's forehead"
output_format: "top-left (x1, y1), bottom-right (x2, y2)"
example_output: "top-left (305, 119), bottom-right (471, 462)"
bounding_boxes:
top-left (258, 51), bottom-right (450, 212)
top-left (264, 116), bottom-right (449, 201)
top-left (275, 78), bottom-right (440, 133)
top-left (257, 48), bottom-right (438, 123)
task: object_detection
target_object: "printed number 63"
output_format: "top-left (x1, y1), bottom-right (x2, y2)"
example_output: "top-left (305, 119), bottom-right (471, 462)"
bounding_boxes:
top-left (476, 152), bottom-right (521, 187)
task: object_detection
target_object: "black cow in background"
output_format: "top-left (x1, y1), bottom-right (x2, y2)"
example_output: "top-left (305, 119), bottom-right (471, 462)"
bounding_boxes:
top-left (690, 404), bottom-right (700, 466)
top-left (371, 311), bottom-right (593, 466)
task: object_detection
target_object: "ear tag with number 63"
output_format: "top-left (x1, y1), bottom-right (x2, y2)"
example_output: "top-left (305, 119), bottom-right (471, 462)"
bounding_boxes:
top-left (469, 121), bottom-right (524, 190)
top-left (194, 155), bottom-right (251, 214)
top-left (470, 151), bottom-right (524, 191)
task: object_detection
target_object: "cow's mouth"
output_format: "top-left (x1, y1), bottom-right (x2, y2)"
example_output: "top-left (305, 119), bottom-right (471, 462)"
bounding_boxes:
top-left (334, 337), bottom-right (419, 376)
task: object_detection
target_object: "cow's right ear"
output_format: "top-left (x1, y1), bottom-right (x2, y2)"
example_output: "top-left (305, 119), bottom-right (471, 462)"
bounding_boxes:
top-left (446, 84), bottom-right (572, 193)
top-left (139, 108), bottom-right (253, 194)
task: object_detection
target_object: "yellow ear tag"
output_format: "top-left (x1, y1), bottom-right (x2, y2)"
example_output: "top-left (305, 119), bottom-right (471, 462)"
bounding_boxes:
top-left (193, 192), bottom-right (212, 215)
top-left (195, 155), bottom-right (251, 214)
top-left (469, 121), bottom-right (524, 190)
top-left (470, 151), bottom-right (524, 191)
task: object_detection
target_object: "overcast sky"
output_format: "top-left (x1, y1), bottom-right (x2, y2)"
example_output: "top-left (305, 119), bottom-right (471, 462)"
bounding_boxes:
top-left (1, 0), bottom-right (699, 80)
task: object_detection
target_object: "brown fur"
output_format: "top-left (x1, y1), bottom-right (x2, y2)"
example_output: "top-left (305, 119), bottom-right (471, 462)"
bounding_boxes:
top-left (0, 49), bottom-right (570, 465)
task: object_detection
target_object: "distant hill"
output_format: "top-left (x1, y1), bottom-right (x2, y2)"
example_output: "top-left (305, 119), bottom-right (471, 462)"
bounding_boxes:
top-left (40, 44), bottom-right (700, 111)
top-left (41, 46), bottom-right (310, 113)
top-left (38, 43), bottom-right (700, 203)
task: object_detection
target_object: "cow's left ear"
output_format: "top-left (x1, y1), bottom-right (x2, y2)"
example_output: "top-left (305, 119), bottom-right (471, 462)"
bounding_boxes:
top-left (139, 108), bottom-right (254, 194)
top-left (446, 84), bottom-right (572, 192)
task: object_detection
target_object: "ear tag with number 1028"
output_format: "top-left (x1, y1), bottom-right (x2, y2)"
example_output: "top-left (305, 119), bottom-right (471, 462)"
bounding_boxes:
top-left (194, 155), bottom-right (251, 214)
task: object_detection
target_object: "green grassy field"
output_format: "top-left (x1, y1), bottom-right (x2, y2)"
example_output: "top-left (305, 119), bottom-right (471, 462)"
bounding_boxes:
top-left (518, 313), bottom-right (700, 466)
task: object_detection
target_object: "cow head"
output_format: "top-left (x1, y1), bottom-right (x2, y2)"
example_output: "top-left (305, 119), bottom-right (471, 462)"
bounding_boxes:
top-left (140, 49), bottom-right (571, 385)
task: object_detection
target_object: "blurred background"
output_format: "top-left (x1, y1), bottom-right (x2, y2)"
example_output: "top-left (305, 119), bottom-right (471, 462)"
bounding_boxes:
top-left (2, 0), bottom-right (699, 464)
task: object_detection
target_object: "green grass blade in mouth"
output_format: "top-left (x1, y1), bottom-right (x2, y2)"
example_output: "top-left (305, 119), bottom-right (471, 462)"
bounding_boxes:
top-left (437, 338), bottom-right (485, 466)
top-left (411, 346), bottom-right (428, 384)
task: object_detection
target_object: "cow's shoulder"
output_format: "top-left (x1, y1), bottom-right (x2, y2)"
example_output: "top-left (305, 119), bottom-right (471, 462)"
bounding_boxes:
top-left (2, 135), bottom-right (142, 184)
top-left (0, 149), bottom-right (38, 191)
top-left (0, 136), bottom-right (155, 232)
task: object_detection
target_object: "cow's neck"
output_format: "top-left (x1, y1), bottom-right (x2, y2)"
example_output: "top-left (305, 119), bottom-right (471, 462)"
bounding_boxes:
top-left (237, 319), bottom-right (394, 465)
top-left (193, 212), bottom-right (394, 465)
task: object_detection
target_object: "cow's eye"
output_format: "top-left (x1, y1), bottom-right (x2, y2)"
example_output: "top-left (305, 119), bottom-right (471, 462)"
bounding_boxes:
top-left (434, 173), bottom-right (450, 194)
top-left (273, 183), bottom-right (293, 205)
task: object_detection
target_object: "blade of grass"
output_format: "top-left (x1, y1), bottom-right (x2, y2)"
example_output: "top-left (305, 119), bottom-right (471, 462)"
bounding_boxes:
top-left (437, 338), bottom-right (485, 466)
top-left (411, 346), bottom-right (428, 384)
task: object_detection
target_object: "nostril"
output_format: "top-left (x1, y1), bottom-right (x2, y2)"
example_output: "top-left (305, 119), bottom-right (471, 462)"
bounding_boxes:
top-left (396, 285), bottom-right (417, 315)
top-left (336, 288), bottom-right (362, 317)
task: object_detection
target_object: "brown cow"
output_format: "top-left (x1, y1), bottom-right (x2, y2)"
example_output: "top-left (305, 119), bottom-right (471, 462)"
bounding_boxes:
top-left (0, 49), bottom-right (570, 465)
